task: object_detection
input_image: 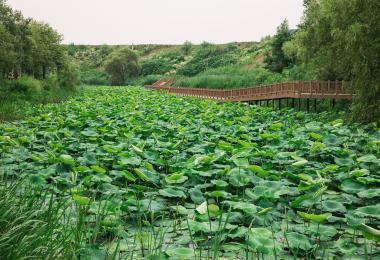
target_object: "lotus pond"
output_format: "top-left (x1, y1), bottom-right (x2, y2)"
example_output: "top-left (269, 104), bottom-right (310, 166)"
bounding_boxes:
top-left (1, 86), bottom-right (379, 259)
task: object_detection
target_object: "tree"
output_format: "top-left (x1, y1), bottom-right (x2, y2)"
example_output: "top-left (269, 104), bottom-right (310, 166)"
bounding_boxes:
top-left (0, 0), bottom-right (78, 92)
top-left (104, 48), bottom-right (139, 85)
top-left (181, 41), bottom-right (193, 56)
top-left (29, 21), bottom-right (65, 79)
top-left (264, 20), bottom-right (294, 73)
top-left (294, 0), bottom-right (380, 123)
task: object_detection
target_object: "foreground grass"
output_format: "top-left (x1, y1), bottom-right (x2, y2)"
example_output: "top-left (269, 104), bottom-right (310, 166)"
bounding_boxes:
top-left (173, 65), bottom-right (308, 89)
top-left (0, 87), bottom-right (82, 122)
top-left (0, 86), bottom-right (379, 259)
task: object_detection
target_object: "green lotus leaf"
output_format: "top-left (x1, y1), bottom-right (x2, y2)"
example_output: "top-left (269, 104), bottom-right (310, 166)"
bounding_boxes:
top-left (170, 205), bottom-right (188, 215)
top-left (224, 201), bottom-right (257, 215)
top-left (211, 179), bottom-right (229, 188)
top-left (323, 134), bottom-right (341, 146)
top-left (59, 154), bottom-right (75, 166)
top-left (119, 156), bottom-right (141, 166)
top-left (306, 224), bottom-right (337, 241)
top-left (232, 157), bottom-right (249, 167)
top-left (228, 227), bottom-right (248, 239)
top-left (195, 201), bottom-right (208, 214)
top-left (246, 228), bottom-right (275, 254)
top-left (357, 154), bottom-right (378, 163)
top-left (75, 165), bottom-right (91, 173)
top-left (356, 204), bottom-right (380, 218)
top-left (358, 224), bottom-right (380, 242)
top-left (297, 211), bottom-right (331, 223)
top-left (122, 170), bottom-right (137, 182)
top-left (269, 122), bottom-right (283, 131)
top-left (133, 168), bottom-right (150, 182)
top-left (358, 189), bottom-right (380, 199)
top-left (189, 187), bottom-right (205, 204)
top-left (159, 188), bottom-right (187, 199)
top-left (165, 173), bottom-right (188, 184)
top-left (27, 174), bottom-right (46, 186)
top-left (165, 247), bottom-right (193, 259)
top-left (349, 169), bottom-right (370, 177)
top-left (207, 204), bottom-right (220, 216)
top-left (80, 130), bottom-right (99, 137)
top-left (335, 237), bottom-right (357, 256)
top-left (207, 190), bottom-right (232, 199)
top-left (248, 165), bottom-right (269, 177)
top-left (229, 168), bottom-right (250, 187)
top-left (292, 160), bottom-right (308, 167)
top-left (91, 165), bottom-right (107, 174)
top-left (334, 157), bottom-right (354, 167)
top-left (309, 132), bottom-right (323, 141)
top-left (340, 179), bottom-right (366, 193)
top-left (285, 232), bottom-right (312, 251)
top-left (72, 194), bottom-right (91, 206)
top-left (322, 200), bottom-right (347, 213)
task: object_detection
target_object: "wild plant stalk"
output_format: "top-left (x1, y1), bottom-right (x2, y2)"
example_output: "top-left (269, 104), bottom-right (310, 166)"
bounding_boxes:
top-left (0, 180), bottom-right (74, 259)
top-left (212, 205), bottom-right (234, 260)
top-left (186, 217), bottom-right (199, 259)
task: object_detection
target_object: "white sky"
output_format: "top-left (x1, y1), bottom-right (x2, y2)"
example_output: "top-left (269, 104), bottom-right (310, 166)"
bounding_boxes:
top-left (7, 0), bottom-right (304, 45)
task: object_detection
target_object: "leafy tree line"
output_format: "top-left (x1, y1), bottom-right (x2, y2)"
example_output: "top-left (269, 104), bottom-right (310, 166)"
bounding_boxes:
top-left (0, 0), bottom-right (77, 89)
top-left (285, 0), bottom-right (380, 123)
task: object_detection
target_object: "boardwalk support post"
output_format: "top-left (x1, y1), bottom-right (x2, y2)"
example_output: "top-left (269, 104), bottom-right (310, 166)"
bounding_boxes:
top-left (314, 99), bottom-right (317, 113)
top-left (307, 99), bottom-right (310, 112)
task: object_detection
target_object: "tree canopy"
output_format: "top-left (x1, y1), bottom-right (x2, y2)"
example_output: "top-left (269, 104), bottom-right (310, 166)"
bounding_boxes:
top-left (264, 20), bottom-right (295, 73)
top-left (0, 0), bottom-right (67, 80)
top-left (292, 0), bottom-right (380, 123)
top-left (104, 47), bottom-right (139, 85)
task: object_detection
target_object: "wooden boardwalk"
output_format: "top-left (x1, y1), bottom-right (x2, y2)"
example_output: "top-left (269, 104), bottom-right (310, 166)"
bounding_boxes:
top-left (146, 80), bottom-right (354, 103)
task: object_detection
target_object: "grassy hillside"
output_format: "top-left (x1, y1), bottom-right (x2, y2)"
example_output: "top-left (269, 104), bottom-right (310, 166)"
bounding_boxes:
top-left (66, 38), bottom-right (312, 88)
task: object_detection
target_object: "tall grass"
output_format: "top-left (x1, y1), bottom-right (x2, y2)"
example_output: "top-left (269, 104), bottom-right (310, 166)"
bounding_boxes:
top-left (174, 65), bottom-right (311, 89)
top-left (0, 81), bottom-right (81, 122)
top-left (0, 179), bottom-right (75, 259)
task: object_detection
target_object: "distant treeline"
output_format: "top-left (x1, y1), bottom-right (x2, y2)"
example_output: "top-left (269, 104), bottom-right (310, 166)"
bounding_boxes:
top-left (0, 0), bottom-right (78, 121)
top-left (0, 0), bottom-right (77, 88)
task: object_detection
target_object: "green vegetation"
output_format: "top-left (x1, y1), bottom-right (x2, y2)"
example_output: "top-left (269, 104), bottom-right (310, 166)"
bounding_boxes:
top-left (1, 86), bottom-right (379, 259)
top-left (264, 20), bottom-right (295, 73)
top-left (174, 65), bottom-right (308, 89)
top-left (0, 80), bottom-right (80, 121)
top-left (288, 0), bottom-right (380, 123)
top-left (104, 47), bottom-right (140, 85)
top-left (1, 0), bottom-right (379, 257)
top-left (0, 1), bottom-right (79, 121)
top-left (0, 179), bottom-right (72, 259)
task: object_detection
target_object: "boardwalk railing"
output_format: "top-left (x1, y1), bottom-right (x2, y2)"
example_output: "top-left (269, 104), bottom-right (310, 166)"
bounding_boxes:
top-left (145, 80), bottom-right (354, 102)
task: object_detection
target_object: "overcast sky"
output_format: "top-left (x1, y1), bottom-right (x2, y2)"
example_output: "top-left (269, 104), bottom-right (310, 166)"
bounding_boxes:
top-left (7, 0), bottom-right (304, 45)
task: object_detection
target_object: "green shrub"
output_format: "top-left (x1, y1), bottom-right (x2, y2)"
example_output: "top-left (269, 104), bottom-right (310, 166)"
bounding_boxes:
top-left (79, 65), bottom-right (109, 85)
top-left (140, 49), bottom-right (185, 76)
top-left (173, 64), bottom-right (317, 89)
top-left (8, 76), bottom-right (42, 93)
top-left (42, 74), bottom-right (59, 91)
top-left (140, 59), bottom-right (172, 76)
top-left (127, 74), bottom-right (163, 86)
top-left (178, 45), bottom-right (238, 76)
top-left (58, 62), bottom-right (79, 90)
